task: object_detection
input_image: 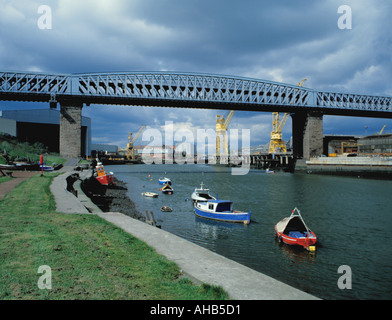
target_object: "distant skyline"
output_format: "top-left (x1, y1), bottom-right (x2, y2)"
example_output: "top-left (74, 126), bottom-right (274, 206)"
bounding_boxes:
top-left (1, 0), bottom-right (391, 148)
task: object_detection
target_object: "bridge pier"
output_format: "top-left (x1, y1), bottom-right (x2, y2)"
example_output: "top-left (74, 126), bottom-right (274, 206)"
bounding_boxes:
top-left (60, 101), bottom-right (83, 158)
top-left (292, 111), bottom-right (323, 160)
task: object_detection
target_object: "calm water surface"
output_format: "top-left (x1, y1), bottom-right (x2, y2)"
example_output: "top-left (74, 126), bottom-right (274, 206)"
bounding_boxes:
top-left (107, 164), bottom-right (392, 300)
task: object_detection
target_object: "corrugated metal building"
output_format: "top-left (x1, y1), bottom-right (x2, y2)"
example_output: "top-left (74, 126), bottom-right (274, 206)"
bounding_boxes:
top-left (358, 134), bottom-right (392, 154)
top-left (0, 109), bottom-right (91, 156)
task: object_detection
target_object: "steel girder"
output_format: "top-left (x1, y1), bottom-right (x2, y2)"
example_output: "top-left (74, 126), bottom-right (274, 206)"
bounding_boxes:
top-left (1, 71), bottom-right (391, 115)
top-left (316, 91), bottom-right (392, 112)
top-left (76, 72), bottom-right (311, 107)
top-left (0, 71), bottom-right (69, 94)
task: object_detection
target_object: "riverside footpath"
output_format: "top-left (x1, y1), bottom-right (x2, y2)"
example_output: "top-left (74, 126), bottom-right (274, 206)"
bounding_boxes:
top-left (50, 160), bottom-right (319, 300)
top-left (0, 171), bottom-right (38, 201)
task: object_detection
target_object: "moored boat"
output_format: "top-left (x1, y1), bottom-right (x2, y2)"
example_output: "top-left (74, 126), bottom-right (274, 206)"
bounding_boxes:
top-left (275, 207), bottom-right (317, 251)
top-left (191, 182), bottom-right (216, 203)
top-left (95, 160), bottom-right (114, 186)
top-left (160, 206), bottom-right (172, 212)
top-left (161, 183), bottom-right (174, 194)
top-left (142, 192), bottom-right (158, 198)
top-left (158, 177), bottom-right (171, 185)
top-left (194, 199), bottom-right (251, 224)
top-left (40, 164), bottom-right (54, 172)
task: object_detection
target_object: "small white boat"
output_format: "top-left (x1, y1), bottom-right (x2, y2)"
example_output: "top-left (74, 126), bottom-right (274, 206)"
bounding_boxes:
top-left (194, 200), bottom-right (251, 224)
top-left (266, 168), bottom-right (275, 174)
top-left (142, 192), bottom-right (158, 198)
top-left (191, 182), bottom-right (216, 203)
top-left (158, 177), bottom-right (172, 185)
top-left (40, 164), bottom-right (55, 172)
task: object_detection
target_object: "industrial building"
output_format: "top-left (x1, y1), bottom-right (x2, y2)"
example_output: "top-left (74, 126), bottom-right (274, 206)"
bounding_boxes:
top-left (358, 134), bottom-right (392, 155)
top-left (0, 109), bottom-right (91, 156)
top-left (323, 135), bottom-right (361, 156)
top-left (91, 144), bottom-right (118, 155)
top-left (322, 134), bottom-right (392, 156)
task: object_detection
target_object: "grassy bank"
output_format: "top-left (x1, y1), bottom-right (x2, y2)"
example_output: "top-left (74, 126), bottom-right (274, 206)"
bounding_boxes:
top-left (0, 174), bottom-right (229, 300)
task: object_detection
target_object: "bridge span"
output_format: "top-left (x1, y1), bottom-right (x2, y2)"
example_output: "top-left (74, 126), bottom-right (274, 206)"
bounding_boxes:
top-left (1, 71), bottom-right (392, 159)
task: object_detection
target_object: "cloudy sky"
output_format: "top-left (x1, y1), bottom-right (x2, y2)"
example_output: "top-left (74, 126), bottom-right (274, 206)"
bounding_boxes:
top-left (1, 0), bottom-right (392, 148)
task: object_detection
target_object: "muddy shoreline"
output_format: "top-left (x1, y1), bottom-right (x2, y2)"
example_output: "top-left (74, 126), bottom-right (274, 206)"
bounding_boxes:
top-left (81, 175), bottom-right (145, 221)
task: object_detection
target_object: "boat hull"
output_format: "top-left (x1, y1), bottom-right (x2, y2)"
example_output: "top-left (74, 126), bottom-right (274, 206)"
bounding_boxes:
top-left (275, 226), bottom-right (317, 248)
top-left (194, 206), bottom-right (250, 224)
top-left (96, 173), bottom-right (114, 186)
top-left (158, 178), bottom-right (171, 185)
top-left (40, 165), bottom-right (54, 172)
top-left (142, 192), bottom-right (158, 198)
top-left (162, 189), bottom-right (174, 194)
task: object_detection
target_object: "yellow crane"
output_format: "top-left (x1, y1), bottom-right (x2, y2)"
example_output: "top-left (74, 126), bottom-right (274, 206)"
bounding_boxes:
top-left (269, 113), bottom-right (289, 154)
top-left (269, 78), bottom-right (307, 154)
top-left (127, 125), bottom-right (146, 160)
top-left (216, 110), bottom-right (235, 156)
top-left (378, 125), bottom-right (386, 135)
top-left (341, 141), bottom-right (361, 155)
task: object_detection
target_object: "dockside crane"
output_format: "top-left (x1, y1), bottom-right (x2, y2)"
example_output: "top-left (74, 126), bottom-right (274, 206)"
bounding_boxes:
top-left (216, 110), bottom-right (235, 156)
top-left (269, 78), bottom-right (307, 154)
top-left (269, 113), bottom-right (290, 154)
top-left (378, 125), bottom-right (387, 135)
top-left (127, 125), bottom-right (146, 160)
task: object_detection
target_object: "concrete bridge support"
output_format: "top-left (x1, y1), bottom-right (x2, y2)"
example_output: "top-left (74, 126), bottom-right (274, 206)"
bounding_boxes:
top-left (60, 101), bottom-right (83, 158)
top-left (292, 111), bottom-right (323, 160)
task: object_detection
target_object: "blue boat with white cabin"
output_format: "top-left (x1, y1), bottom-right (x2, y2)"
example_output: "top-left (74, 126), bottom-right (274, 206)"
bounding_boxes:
top-left (158, 177), bottom-right (172, 185)
top-left (194, 199), bottom-right (251, 224)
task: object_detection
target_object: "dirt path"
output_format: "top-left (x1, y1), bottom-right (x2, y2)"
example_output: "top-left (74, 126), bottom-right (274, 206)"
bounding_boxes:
top-left (0, 171), bottom-right (39, 201)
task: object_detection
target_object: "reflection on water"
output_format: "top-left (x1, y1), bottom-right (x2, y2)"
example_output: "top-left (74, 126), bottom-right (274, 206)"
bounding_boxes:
top-left (108, 164), bottom-right (392, 300)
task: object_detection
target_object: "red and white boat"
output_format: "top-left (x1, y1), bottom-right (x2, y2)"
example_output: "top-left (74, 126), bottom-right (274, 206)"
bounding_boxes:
top-left (275, 208), bottom-right (317, 251)
top-left (95, 160), bottom-right (114, 186)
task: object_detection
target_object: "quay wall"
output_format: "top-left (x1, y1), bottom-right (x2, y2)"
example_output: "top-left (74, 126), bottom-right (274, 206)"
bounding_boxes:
top-left (299, 156), bottom-right (392, 178)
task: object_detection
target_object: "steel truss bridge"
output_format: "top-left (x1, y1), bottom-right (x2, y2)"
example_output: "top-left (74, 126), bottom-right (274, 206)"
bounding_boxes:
top-left (1, 71), bottom-right (392, 117)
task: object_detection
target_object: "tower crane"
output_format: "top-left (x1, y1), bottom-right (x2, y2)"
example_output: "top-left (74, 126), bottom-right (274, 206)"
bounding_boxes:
top-left (127, 125), bottom-right (146, 160)
top-left (269, 78), bottom-right (307, 154)
top-left (216, 110), bottom-right (235, 156)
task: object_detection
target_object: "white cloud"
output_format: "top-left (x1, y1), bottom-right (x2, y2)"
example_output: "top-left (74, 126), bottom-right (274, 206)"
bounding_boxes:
top-left (0, 2), bottom-right (25, 23)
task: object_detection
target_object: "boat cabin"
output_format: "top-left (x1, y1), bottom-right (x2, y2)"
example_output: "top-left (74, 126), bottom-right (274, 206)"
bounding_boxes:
top-left (196, 192), bottom-right (215, 200)
top-left (96, 165), bottom-right (106, 177)
top-left (206, 200), bottom-right (233, 212)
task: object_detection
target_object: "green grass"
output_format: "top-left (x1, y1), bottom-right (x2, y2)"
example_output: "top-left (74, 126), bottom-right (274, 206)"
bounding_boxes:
top-left (0, 176), bottom-right (13, 184)
top-left (44, 155), bottom-right (67, 166)
top-left (0, 174), bottom-right (229, 300)
top-left (78, 159), bottom-right (91, 165)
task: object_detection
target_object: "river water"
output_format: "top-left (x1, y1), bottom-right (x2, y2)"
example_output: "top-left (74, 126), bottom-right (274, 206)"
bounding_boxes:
top-left (107, 163), bottom-right (392, 300)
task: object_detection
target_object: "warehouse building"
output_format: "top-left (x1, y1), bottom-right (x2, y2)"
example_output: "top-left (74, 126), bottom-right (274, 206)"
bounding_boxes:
top-left (358, 134), bottom-right (392, 155)
top-left (0, 109), bottom-right (91, 156)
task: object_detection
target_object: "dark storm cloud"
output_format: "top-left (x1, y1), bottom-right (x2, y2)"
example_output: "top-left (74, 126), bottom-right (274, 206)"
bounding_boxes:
top-left (1, 0), bottom-right (391, 146)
